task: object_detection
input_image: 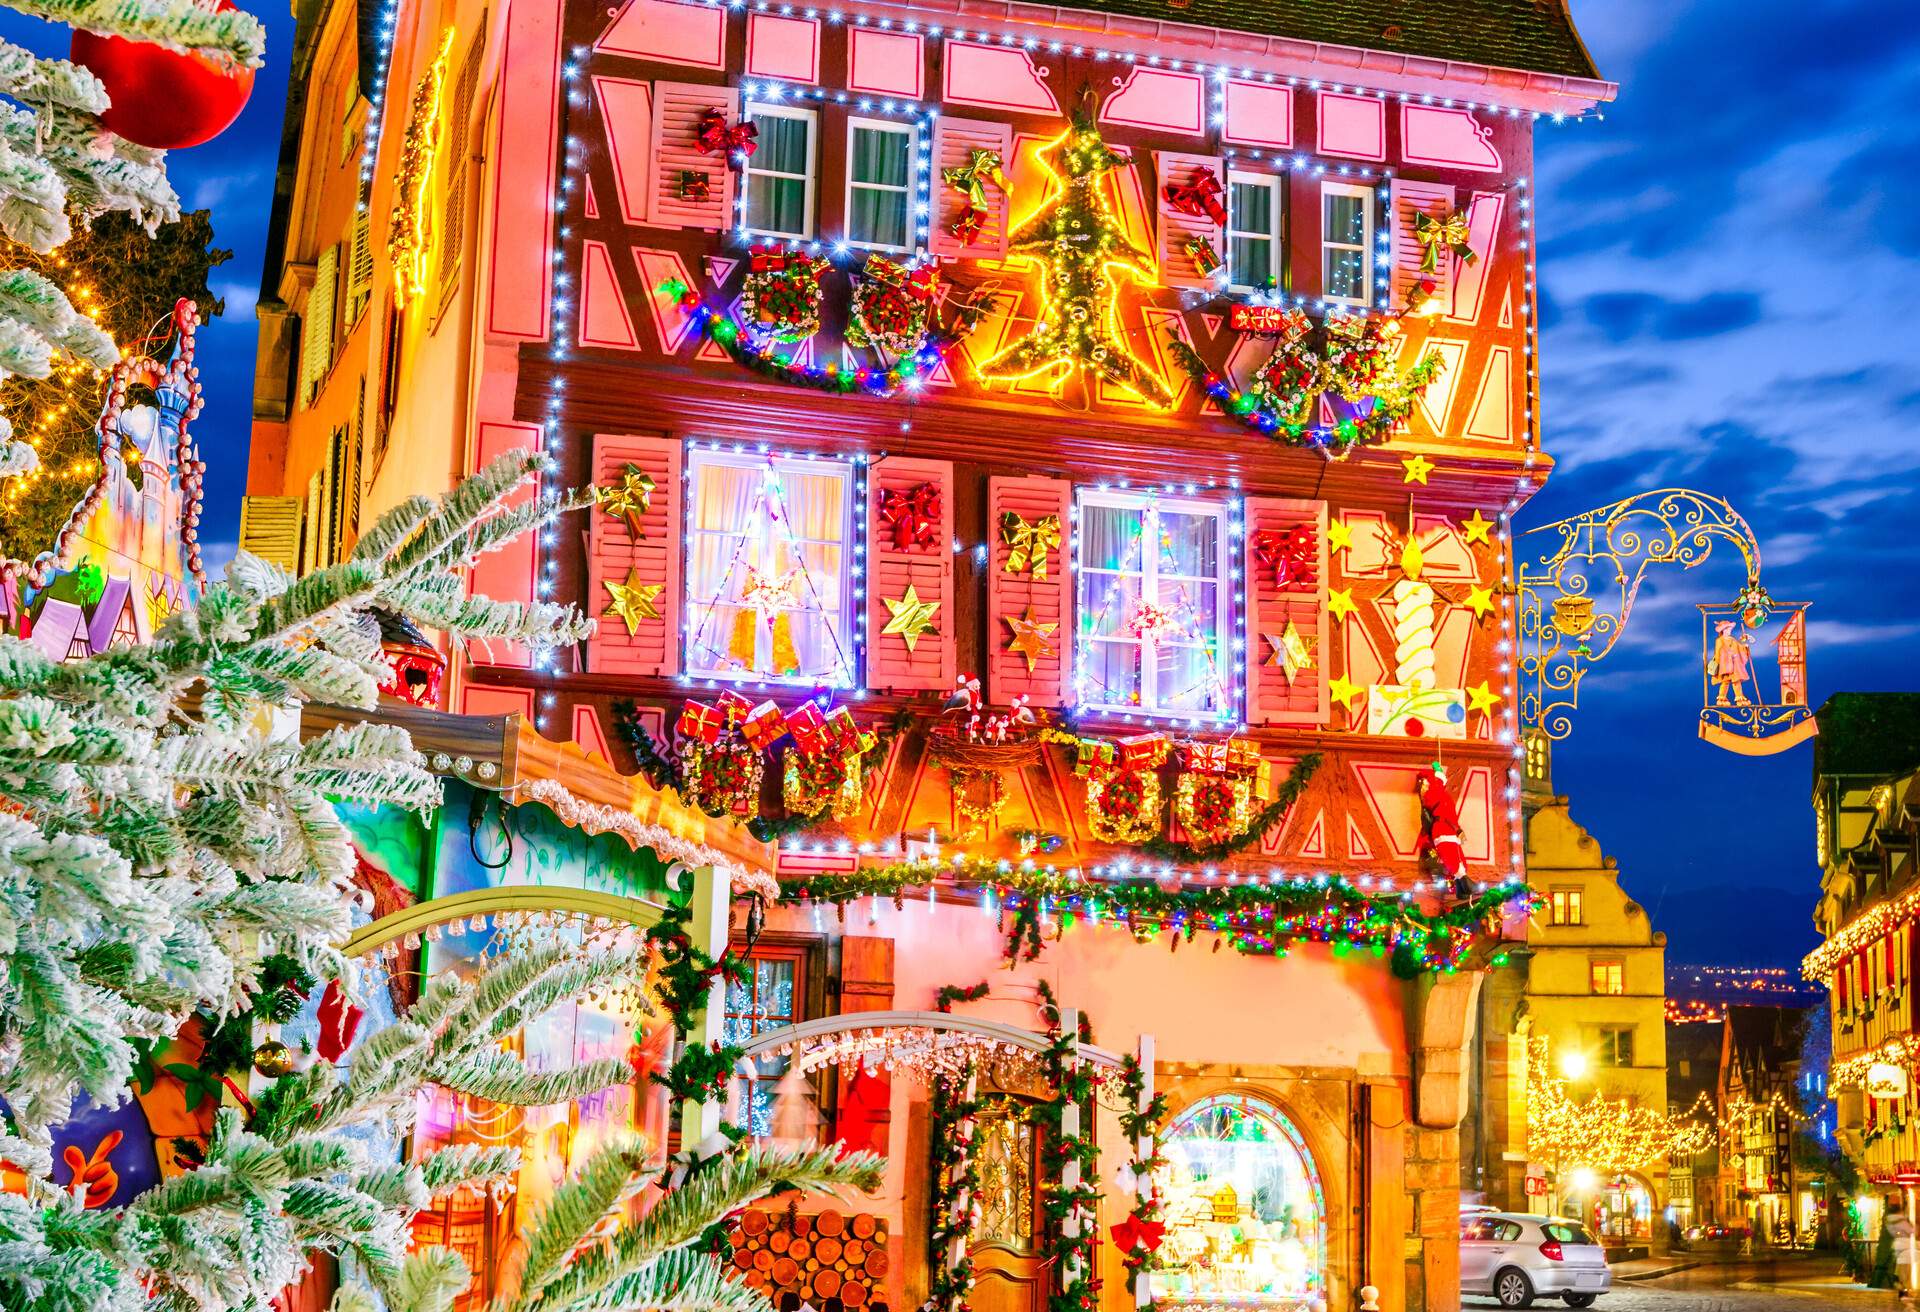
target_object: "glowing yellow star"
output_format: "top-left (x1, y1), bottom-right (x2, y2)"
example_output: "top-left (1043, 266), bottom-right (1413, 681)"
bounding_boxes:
top-left (1464, 584), bottom-right (1496, 619)
top-left (1003, 606), bottom-right (1058, 672)
top-left (882, 585), bottom-right (941, 652)
top-left (1326, 518), bottom-right (1354, 553)
top-left (1327, 587), bottom-right (1358, 622)
top-left (1265, 621), bottom-right (1316, 685)
top-left (1467, 680), bottom-right (1504, 715)
top-left (1401, 454), bottom-right (1435, 485)
top-left (597, 462), bottom-right (656, 536)
top-left (1461, 509), bottom-right (1493, 544)
top-left (1328, 674), bottom-right (1362, 712)
top-left (602, 568), bottom-right (663, 634)
top-left (1399, 536), bottom-right (1425, 582)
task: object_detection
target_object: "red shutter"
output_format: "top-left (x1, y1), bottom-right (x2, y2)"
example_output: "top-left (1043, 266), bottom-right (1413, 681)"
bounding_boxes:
top-left (986, 475), bottom-right (1072, 708)
top-left (1244, 496), bottom-right (1328, 727)
top-left (1155, 150), bottom-right (1225, 290)
top-left (646, 81), bottom-right (737, 230)
top-left (586, 433), bottom-right (682, 677)
top-left (866, 456), bottom-right (955, 693)
top-left (929, 117), bottom-right (1014, 260)
top-left (1389, 178), bottom-right (1458, 309)
top-left (468, 421), bottom-right (542, 670)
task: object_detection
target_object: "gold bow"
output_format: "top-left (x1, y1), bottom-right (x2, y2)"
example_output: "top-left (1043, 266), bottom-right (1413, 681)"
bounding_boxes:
top-left (942, 148), bottom-right (1009, 210)
top-left (1000, 510), bottom-right (1062, 581)
top-left (1414, 209), bottom-right (1477, 273)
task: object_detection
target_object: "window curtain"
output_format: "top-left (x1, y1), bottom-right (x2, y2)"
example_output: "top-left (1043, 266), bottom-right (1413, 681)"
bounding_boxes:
top-left (687, 462), bottom-right (768, 673)
top-left (850, 128), bottom-right (908, 247)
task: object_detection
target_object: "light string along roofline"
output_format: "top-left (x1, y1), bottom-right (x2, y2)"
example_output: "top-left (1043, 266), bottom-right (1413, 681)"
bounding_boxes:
top-left (685, 0), bottom-right (1609, 125)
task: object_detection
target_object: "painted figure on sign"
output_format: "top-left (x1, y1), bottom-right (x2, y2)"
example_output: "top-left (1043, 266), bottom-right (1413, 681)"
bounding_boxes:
top-left (1709, 619), bottom-right (1754, 707)
top-left (977, 109), bottom-right (1173, 408)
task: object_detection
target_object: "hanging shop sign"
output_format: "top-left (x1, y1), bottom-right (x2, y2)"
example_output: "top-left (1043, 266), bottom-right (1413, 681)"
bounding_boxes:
top-left (1868, 1062), bottom-right (1909, 1101)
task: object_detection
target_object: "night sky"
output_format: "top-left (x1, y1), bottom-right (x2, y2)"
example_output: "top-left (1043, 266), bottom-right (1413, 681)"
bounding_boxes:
top-left (8, 1), bottom-right (1911, 970)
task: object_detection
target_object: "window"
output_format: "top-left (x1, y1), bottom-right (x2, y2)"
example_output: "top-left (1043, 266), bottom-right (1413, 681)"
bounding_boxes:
top-left (1226, 171), bottom-right (1282, 293)
top-left (1320, 183), bottom-right (1373, 306)
top-left (684, 449), bottom-right (854, 685)
top-left (1550, 888), bottom-right (1583, 926)
top-left (1159, 1095), bottom-right (1326, 1304)
top-left (744, 103), bottom-right (816, 240)
top-left (1075, 490), bottom-right (1232, 719)
top-left (1590, 958), bottom-right (1625, 996)
top-left (1597, 1026), bottom-right (1635, 1068)
top-left (846, 119), bottom-right (915, 251)
top-left (723, 945), bottom-right (823, 1140)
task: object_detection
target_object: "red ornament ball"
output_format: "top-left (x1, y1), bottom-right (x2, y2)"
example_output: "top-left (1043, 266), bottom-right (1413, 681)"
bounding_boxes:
top-left (72, 1), bottom-right (256, 150)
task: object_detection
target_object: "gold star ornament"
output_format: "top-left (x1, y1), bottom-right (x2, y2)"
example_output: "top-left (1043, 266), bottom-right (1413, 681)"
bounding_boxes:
top-left (1328, 674), bottom-right (1362, 712)
top-left (1326, 518), bottom-right (1354, 553)
top-left (882, 585), bottom-right (941, 652)
top-left (1003, 606), bottom-right (1058, 672)
top-left (1265, 621), bottom-right (1316, 685)
top-left (597, 462), bottom-right (656, 536)
top-left (1327, 587), bottom-right (1358, 622)
top-left (1467, 680), bottom-right (1504, 715)
top-left (602, 568), bottom-right (663, 634)
top-left (1401, 453), bottom-right (1435, 485)
top-left (1464, 584), bottom-right (1496, 619)
top-left (1461, 509), bottom-right (1493, 544)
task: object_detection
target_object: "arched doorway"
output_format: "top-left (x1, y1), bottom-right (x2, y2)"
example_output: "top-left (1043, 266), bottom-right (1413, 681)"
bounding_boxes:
top-left (1156, 1093), bottom-right (1330, 1309)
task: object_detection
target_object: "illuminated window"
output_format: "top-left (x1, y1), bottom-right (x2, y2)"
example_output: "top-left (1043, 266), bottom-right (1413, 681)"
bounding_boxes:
top-left (723, 945), bottom-right (823, 1140)
top-left (1597, 1026), bottom-right (1635, 1067)
top-left (683, 449), bottom-right (854, 686)
top-left (1550, 889), bottom-right (1583, 926)
top-left (846, 119), bottom-right (915, 252)
top-left (1075, 490), bottom-right (1233, 720)
top-left (1320, 183), bottom-right (1373, 306)
top-left (1227, 171), bottom-right (1282, 293)
top-left (1159, 1094), bottom-right (1327, 1306)
top-left (1590, 958), bottom-right (1625, 996)
top-left (744, 103), bottom-right (817, 240)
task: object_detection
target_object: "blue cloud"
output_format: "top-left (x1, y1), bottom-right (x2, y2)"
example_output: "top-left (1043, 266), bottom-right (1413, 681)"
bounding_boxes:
top-left (1582, 290), bottom-right (1763, 343)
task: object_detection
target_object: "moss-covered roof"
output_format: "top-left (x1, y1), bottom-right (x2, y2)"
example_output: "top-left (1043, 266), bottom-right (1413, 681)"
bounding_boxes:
top-left (1813, 692), bottom-right (1920, 781)
top-left (1062, 0), bottom-right (1603, 81)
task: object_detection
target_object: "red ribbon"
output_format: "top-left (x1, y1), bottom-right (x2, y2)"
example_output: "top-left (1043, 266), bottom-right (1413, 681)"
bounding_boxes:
top-left (316, 977), bottom-right (365, 1064)
top-left (1110, 1215), bottom-right (1167, 1254)
top-left (696, 109), bottom-right (757, 163)
top-left (878, 481), bottom-right (942, 552)
top-left (1162, 168), bottom-right (1226, 226)
top-left (1251, 526), bottom-right (1317, 589)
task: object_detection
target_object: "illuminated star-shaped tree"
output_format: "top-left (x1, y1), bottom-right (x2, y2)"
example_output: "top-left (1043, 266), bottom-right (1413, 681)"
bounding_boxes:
top-left (978, 108), bottom-right (1172, 408)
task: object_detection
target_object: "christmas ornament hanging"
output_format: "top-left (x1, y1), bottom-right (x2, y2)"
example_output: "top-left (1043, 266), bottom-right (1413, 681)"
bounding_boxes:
top-left (71, 0), bottom-right (258, 149)
top-left (252, 1039), bottom-right (295, 1077)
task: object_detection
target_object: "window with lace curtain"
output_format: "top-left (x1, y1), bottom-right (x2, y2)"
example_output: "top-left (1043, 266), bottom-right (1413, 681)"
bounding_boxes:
top-left (683, 449), bottom-right (855, 686)
top-left (845, 119), bottom-right (914, 252)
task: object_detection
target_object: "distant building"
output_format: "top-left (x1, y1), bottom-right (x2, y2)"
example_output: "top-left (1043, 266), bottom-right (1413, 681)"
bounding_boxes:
top-left (1718, 1005), bottom-right (1813, 1243)
top-left (1464, 735), bottom-right (1671, 1248)
top-left (1667, 1018), bottom-right (1724, 1231)
top-left (1803, 692), bottom-right (1920, 1225)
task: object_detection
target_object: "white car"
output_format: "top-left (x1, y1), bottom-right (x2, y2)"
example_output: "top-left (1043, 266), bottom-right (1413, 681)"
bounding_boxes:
top-left (1460, 1212), bottom-right (1613, 1308)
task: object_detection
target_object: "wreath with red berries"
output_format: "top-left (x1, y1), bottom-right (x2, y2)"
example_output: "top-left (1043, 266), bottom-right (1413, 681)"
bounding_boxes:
top-left (741, 246), bottom-right (830, 343)
top-left (847, 255), bottom-right (940, 356)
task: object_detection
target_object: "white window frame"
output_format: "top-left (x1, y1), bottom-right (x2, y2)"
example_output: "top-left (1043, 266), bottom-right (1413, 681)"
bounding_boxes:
top-left (843, 117), bottom-right (917, 254)
top-left (1074, 488), bottom-right (1234, 721)
top-left (683, 448), bottom-right (854, 686)
top-left (743, 102), bottom-right (818, 242)
top-left (1226, 169), bottom-right (1282, 295)
top-left (1320, 181), bottom-right (1374, 308)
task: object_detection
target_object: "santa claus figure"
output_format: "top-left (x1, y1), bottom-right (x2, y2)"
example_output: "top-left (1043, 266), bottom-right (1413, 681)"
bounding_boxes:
top-left (1415, 763), bottom-right (1469, 897)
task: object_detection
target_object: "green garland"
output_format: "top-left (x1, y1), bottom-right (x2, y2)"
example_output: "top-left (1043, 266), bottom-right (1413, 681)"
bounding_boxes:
top-left (642, 899), bottom-right (748, 1127)
top-left (935, 980), bottom-right (991, 1012)
top-left (1033, 983), bottom-right (1101, 1312)
top-left (1140, 753), bottom-right (1321, 863)
top-left (1114, 1052), bottom-right (1170, 1307)
top-left (923, 1070), bottom-right (983, 1312)
top-left (781, 860), bottom-right (1526, 977)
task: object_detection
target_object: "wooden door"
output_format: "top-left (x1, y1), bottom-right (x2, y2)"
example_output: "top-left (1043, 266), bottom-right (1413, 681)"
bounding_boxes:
top-left (968, 1107), bottom-right (1046, 1312)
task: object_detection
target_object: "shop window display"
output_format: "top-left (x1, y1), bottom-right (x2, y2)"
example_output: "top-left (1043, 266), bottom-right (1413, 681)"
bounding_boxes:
top-left (1158, 1094), bottom-right (1328, 1310)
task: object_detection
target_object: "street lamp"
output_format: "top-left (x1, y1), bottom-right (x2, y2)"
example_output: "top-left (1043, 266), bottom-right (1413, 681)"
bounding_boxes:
top-left (1561, 1050), bottom-right (1590, 1080)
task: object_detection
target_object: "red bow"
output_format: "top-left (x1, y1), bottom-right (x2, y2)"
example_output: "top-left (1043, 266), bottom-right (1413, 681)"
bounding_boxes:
top-left (879, 481), bottom-right (942, 552)
top-left (1163, 168), bottom-right (1226, 226)
top-left (316, 977), bottom-right (365, 1064)
top-left (1252, 526), bottom-right (1317, 589)
top-left (1110, 1215), bottom-right (1167, 1254)
top-left (696, 109), bottom-right (758, 163)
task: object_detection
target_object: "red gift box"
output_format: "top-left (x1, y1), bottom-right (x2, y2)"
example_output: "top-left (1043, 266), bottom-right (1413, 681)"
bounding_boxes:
top-left (784, 701), bottom-right (832, 756)
top-left (1178, 741), bottom-right (1230, 774)
top-left (716, 690), bottom-right (752, 726)
top-left (678, 700), bottom-right (725, 745)
top-left (1115, 733), bottom-right (1168, 770)
top-left (740, 700), bottom-right (786, 752)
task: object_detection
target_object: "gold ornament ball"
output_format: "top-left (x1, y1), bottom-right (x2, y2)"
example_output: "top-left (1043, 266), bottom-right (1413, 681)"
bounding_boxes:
top-left (253, 1040), bottom-right (296, 1077)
